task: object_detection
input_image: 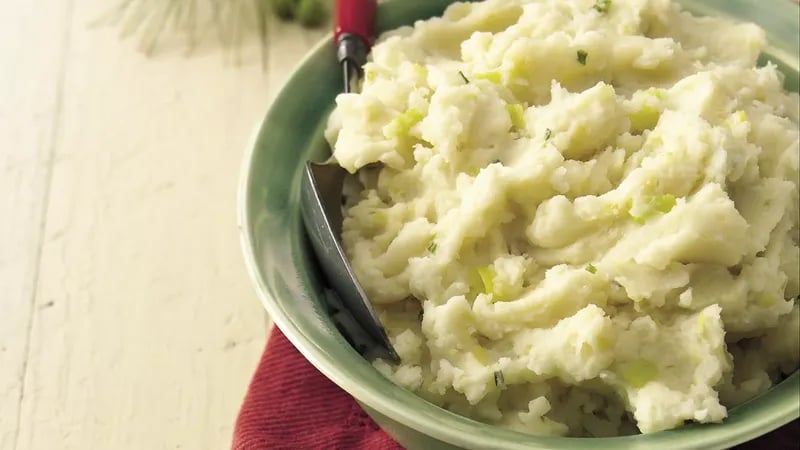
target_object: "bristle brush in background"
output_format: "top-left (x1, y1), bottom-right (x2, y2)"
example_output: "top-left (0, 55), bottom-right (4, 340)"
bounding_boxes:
top-left (95, 0), bottom-right (330, 60)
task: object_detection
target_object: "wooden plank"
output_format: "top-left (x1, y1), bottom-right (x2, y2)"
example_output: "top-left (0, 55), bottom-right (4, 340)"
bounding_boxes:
top-left (13, 2), bottom-right (327, 449)
top-left (0, 1), bottom-right (73, 449)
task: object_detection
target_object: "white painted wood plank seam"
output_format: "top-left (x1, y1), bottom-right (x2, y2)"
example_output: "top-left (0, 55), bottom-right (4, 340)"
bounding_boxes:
top-left (11, 1), bottom-right (76, 449)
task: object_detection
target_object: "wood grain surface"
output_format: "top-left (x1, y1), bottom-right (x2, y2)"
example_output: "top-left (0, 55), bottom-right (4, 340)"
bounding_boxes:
top-left (0, 1), bottom-right (324, 448)
top-left (0, 1), bottom-right (796, 450)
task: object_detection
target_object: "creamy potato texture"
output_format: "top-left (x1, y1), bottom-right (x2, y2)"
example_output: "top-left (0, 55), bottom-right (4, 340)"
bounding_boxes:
top-left (323, 0), bottom-right (800, 436)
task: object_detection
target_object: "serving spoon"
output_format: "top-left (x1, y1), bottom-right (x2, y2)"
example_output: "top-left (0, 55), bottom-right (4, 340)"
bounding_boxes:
top-left (300, 0), bottom-right (400, 363)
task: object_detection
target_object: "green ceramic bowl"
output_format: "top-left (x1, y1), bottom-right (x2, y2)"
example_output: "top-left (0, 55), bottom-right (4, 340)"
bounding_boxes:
top-left (239, 1), bottom-right (800, 448)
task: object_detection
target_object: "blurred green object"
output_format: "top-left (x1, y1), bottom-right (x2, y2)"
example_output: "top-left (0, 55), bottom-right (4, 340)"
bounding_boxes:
top-left (297, 0), bottom-right (328, 28)
top-left (98, 0), bottom-right (330, 57)
top-left (271, 0), bottom-right (300, 20)
top-left (238, 0), bottom-right (799, 449)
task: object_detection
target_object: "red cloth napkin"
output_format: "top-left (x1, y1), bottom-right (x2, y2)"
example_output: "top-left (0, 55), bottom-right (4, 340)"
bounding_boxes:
top-left (233, 327), bottom-right (798, 450)
top-left (232, 326), bottom-right (404, 450)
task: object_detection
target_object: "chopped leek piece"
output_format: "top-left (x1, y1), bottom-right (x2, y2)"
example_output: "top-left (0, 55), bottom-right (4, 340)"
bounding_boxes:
top-left (651, 195), bottom-right (676, 213)
top-left (477, 266), bottom-right (496, 296)
top-left (620, 360), bottom-right (659, 388)
top-left (506, 103), bottom-right (526, 130)
top-left (471, 346), bottom-right (488, 365)
top-left (755, 293), bottom-right (776, 308)
top-left (385, 109), bottom-right (424, 139)
top-left (628, 195), bottom-right (677, 222)
top-left (476, 71), bottom-right (502, 83)
top-left (629, 105), bottom-right (660, 133)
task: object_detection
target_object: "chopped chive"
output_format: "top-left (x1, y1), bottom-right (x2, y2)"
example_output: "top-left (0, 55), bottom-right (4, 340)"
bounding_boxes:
top-left (544, 128), bottom-right (552, 141)
top-left (577, 50), bottom-right (588, 65)
top-left (593, 0), bottom-right (611, 13)
top-left (458, 70), bottom-right (470, 84)
top-left (494, 370), bottom-right (505, 387)
top-left (427, 241), bottom-right (438, 253)
top-left (586, 264), bottom-right (597, 274)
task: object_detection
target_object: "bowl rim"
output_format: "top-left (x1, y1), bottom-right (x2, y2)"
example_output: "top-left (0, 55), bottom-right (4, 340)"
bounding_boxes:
top-left (237, 1), bottom-right (800, 448)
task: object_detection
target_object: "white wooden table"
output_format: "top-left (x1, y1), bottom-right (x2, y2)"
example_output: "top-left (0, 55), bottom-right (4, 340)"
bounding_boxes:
top-left (0, 2), bottom-right (324, 448)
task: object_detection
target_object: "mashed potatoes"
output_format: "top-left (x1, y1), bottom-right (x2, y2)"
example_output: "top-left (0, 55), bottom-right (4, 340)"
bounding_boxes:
top-left (323, 0), bottom-right (800, 436)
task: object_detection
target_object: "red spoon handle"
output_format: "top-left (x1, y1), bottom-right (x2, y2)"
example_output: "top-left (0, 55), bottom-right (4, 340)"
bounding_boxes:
top-left (335, 0), bottom-right (377, 47)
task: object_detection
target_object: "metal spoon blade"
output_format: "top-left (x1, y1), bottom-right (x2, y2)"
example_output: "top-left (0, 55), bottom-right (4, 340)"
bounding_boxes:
top-left (300, 161), bottom-right (400, 363)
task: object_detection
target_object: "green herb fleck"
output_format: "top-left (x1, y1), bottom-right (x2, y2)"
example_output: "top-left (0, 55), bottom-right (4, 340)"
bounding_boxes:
top-left (544, 128), bottom-right (552, 141)
top-left (577, 50), bottom-right (588, 65)
top-left (458, 71), bottom-right (470, 84)
top-left (427, 241), bottom-right (438, 254)
top-left (586, 264), bottom-right (597, 274)
top-left (593, 0), bottom-right (612, 13)
top-left (494, 370), bottom-right (505, 387)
